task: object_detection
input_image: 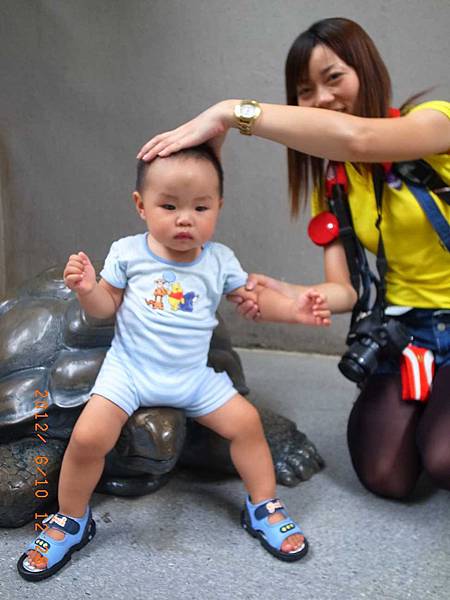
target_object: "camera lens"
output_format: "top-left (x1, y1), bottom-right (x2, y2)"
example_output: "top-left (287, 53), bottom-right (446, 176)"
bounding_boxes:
top-left (338, 338), bottom-right (380, 383)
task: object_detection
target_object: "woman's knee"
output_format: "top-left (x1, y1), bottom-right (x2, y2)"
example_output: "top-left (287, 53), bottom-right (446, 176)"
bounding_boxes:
top-left (347, 374), bottom-right (421, 498)
top-left (417, 366), bottom-right (450, 489)
top-left (421, 445), bottom-right (450, 490)
top-left (355, 460), bottom-right (417, 499)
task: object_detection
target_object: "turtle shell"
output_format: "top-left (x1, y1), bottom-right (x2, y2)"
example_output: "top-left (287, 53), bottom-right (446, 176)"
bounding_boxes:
top-left (0, 264), bottom-right (113, 430)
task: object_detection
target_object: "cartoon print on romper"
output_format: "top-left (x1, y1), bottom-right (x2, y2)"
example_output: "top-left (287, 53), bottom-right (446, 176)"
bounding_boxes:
top-left (145, 276), bottom-right (169, 309)
top-left (145, 270), bottom-right (199, 312)
top-left (168, 281), bottom-right (184, 311)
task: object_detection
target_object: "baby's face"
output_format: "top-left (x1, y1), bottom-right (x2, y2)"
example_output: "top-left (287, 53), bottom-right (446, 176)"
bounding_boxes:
top-left (134, 156), bottom-right (223, 263)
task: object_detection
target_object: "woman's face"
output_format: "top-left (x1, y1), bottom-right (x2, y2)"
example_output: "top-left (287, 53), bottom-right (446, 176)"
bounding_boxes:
top-left (296, 44), bottom-right (360, 114)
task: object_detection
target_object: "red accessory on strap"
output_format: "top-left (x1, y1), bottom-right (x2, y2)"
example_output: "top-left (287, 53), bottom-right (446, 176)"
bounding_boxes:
top-left (325, 162), bottom-right (348, 199)
top-left (308, 211), bottom-right (340, 246)
top-left (388, 107), bottom-right (401, 118)
top-left (317, 108), bottom-right (401, 244)
top-left (400, 343), bottom-right (435, 402)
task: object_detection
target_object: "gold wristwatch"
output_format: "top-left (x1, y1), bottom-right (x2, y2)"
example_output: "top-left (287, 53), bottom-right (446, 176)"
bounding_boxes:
top-left (234, 100), bottom-right (262, 135)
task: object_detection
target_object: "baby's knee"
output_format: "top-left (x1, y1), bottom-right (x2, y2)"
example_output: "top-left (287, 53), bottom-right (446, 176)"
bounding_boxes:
top-left (236, 402), bottom-right (263, 437)
top-left (68, 424), bottom-right (113, 458)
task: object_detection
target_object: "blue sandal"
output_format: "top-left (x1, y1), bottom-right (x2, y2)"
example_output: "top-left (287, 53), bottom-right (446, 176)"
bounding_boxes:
top-left (241, 496), bottom-right (308, 562)
top-left (17, 507), bottom-right (96, 581)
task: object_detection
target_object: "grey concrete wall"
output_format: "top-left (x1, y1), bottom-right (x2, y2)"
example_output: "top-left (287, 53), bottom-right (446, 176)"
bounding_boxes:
top-left (0, 175), bottom-right (4, 297)
top-left (1, 0), bottom-right (449, 353)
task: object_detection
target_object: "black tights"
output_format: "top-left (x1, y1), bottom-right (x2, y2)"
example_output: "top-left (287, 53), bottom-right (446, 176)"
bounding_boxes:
top-left (347, 365), bottom-right (450, 499)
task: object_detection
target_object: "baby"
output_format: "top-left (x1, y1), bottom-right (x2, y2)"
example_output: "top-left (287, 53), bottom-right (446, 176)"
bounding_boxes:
top-left (18, 144), bottom-right (330, 580)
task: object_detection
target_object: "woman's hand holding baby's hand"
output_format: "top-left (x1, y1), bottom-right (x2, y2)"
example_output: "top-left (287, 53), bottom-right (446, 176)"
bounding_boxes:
top-left (292, 288), bottom-right (331, 326)
top-left (228, 276), bottom-right (331, 326)
top-left (63, 251), bottom-right (97, 296)
top-left (227, 273), bottom-right (296, 321)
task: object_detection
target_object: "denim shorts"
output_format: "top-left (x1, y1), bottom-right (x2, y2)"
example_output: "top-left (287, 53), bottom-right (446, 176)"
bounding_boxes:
top-left (376, 308), bottom-right (450, 375)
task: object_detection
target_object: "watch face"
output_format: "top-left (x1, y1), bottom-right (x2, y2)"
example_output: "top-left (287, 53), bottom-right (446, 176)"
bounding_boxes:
top-left (241, 104), bottom-right (256, 118)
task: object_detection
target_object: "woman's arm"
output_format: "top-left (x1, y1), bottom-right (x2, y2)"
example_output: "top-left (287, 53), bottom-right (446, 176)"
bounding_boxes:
top-left (314, 240), bottom-right (358, 313)
top-left (231, 284), bottom-right (331, 326)
top-left (229, 240), bottom-right (357, 318)
top-left (138, 100), bottom-right (450, 163)
top-left (251, 103), bottom-right (450, 162)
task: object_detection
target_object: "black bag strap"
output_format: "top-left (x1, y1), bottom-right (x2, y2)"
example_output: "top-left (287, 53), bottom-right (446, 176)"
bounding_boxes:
top-left (394, 160), bottom-right (450, 205)
top-left (328, 180), bottom-right (361, 294)
top-left (372, 164), bottom-right (389, 312)
top-left (326, 162), bottom-right (376, 317)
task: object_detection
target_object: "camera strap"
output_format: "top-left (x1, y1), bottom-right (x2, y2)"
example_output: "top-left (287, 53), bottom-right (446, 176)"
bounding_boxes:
top-left (325, 162), bottom-right (376, 319)
top-left (325, 163), bottom-right (361, 294)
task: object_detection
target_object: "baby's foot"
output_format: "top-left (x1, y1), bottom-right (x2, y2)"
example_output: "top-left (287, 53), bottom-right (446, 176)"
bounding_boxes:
top-left (267, 511), bottom-right (305, 553)
top-left (26, 527), bottom-right (65, 570)
top-left (18, 509), bottom-right (96, 581)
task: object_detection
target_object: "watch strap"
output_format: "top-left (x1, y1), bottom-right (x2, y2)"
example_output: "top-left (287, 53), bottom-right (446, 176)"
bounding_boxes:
top-left (234, 100), bottom-right (261, 136)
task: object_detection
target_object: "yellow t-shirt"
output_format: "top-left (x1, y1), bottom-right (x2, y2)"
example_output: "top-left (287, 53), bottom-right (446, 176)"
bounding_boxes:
top-left (312, 100), bottom-right (450, 308)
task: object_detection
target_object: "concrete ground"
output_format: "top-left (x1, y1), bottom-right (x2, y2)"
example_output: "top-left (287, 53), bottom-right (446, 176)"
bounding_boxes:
top-left (1, 349), bottom-right (449, 600)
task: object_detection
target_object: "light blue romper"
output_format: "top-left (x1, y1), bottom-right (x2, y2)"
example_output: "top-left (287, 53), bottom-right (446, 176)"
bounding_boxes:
top-left (90, 234), bottom-right (248, 417)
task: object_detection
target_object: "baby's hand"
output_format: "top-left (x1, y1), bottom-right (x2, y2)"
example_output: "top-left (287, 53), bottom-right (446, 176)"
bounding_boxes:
top-left (63, 251), bottom-right (96, 296)
top-left (292, 288), bottom-right (331, 326)
top-left (226, 286), bottom-right (261, 320)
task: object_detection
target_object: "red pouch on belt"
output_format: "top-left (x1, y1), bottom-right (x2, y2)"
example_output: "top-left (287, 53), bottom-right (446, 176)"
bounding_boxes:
top-left (400, 343), bottom-right (435, 402)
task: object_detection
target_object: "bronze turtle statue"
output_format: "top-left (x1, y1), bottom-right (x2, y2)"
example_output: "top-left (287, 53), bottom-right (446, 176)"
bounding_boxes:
top-left (0, 265), bottom-right (324, 528)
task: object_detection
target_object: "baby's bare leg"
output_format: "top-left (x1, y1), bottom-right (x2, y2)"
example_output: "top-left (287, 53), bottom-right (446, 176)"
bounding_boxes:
top-left (27, 395), bottom-right (128, 568)
top-left (196, 394), bottom-right (304, 552)
top-left (197, 394), bottom-right (276, 500)
top-left (58, 394), bottom-right (129, 516)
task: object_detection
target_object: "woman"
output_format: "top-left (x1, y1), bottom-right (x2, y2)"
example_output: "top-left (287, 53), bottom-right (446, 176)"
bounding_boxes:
top-left (138, 18), bottom-right (450, 499)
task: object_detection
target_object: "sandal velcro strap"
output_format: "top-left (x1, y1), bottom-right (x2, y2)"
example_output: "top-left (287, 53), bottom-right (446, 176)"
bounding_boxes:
top-left (254, 498), bottom-right (285, 521)
top-left (45, 513), bottom-right (81, 535)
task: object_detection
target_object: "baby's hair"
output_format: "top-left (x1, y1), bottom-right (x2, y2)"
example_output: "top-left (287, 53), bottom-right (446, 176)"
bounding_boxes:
top-left (136, 143), bottom-right (223, 196)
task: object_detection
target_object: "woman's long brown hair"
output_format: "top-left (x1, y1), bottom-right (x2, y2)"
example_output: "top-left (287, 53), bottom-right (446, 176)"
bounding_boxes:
top-left (285, 18), bottom-right (392, 218)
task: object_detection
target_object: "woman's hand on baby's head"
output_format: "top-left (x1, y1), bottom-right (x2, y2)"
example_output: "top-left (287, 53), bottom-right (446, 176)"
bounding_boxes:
top-left (137, 102), bottom-right (231, 162)
top-left (63, 251), bottom-right (97, 296)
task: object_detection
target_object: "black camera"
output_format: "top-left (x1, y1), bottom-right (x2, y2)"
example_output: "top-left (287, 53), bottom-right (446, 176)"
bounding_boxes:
top-left (338, 311), bottom-right (411, 384)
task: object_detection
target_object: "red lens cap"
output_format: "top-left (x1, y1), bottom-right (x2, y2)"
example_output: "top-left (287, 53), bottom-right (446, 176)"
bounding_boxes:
top-left (308, 211), bottom-right (339, 246)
